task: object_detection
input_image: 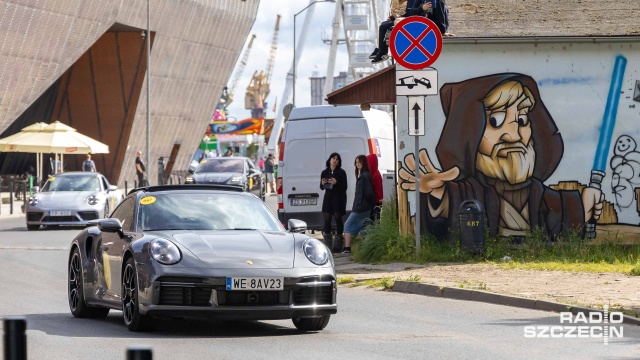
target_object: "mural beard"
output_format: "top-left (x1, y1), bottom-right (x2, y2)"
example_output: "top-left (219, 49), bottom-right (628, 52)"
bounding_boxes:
top-left (475, 141), bottom-right (536, 185)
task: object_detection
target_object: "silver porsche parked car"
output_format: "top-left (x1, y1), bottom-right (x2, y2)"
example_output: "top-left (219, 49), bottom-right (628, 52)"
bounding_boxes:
top-left (25, 172), bottom-right (124, 230)
top-left (67, 185), bottom-right (337, 332)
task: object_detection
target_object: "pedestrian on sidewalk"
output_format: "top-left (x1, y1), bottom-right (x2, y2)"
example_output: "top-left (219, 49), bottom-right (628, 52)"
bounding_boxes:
top-left (342, 155), bottom-right (376, 254)
top-left (320, 152), bottom-right (348, 253)
top-left (367, 154), bottom-right (384, 222)
top-left (135, 151), bottom-right (147, 187)
top-left (82, 154), bottom-right (97, 172)
top-left (265, 154), bottom-right (276, 194)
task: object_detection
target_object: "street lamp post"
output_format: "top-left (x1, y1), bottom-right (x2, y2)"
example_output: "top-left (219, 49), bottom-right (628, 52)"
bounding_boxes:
top-left (146, 0), bottom-right (151, 185)
top-left (292, 0), bottom-right (335, 107)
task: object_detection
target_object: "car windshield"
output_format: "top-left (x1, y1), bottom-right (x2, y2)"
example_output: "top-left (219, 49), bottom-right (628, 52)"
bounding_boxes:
top-left (195, 159), bottom-right (244, 173)
top-left (137, 192), bottom-right (283, 231)
top-left (41, 175), bottom-right (101, 192)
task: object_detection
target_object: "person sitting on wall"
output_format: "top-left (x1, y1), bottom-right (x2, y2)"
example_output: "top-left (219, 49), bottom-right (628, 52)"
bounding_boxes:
top-left (371, 0), bottom-right (453, 64)
top-left (368, 0), bottom-right (408, 62)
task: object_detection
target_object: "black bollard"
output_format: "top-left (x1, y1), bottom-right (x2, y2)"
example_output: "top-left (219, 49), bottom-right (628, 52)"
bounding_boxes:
top-left (134, 180), bottom-right (138, 189)
top-left (21, 183), bottom-right (26, 213)
top-left (9, 181), bottom-right (13, 215)
top-left (3, 317), bottom-right (27, 360)
top-left (126, 346), bottom-right (152, 360)
top-left (125, 180), bottom-right (128, 195)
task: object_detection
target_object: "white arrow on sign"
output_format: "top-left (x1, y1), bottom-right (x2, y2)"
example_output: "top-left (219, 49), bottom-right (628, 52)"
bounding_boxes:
top-left (408, 96), bottom-right (425, 136)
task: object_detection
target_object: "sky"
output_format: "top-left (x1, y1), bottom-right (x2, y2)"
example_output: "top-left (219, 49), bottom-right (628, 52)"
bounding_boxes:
top-left (225, 0), bottom-right (351, 120)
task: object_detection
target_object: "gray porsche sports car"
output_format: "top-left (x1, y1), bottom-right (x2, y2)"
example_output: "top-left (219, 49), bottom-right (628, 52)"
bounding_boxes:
top-left (67, 185), bottom-right (337, 332)
top-left (26, 172), bottom-right (124, 230)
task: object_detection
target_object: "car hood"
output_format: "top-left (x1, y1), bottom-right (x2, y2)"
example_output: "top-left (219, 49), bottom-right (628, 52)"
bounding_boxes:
top-left (169, 230), bottom-right (294, 269)
top-left (192, 172), bottom-right (243, 183)
top-left (34, 191), bottom-right (97, 205)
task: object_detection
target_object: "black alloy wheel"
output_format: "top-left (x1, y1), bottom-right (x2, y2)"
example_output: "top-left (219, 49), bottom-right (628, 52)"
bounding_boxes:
top-left (26, 224), bottom-right (40, 231)
top-left (292, 315), bottom-right (331, 331)
top-left (68, 248), bottom-right (109, 318)
top-left (122, 257), bottom-right (147, 331)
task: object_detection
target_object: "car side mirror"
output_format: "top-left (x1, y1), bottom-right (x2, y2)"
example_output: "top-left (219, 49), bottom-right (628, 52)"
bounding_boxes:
top-left (107, 185), bottom-right (118, 192)
top-left (248, 168), bottom-right (256, 174)
top-left (98, 218), bottom-right (123, 233)
top-left (32, 186), bottom-right (40, 193)
top-left (288, 219), bottom-right (307, 233)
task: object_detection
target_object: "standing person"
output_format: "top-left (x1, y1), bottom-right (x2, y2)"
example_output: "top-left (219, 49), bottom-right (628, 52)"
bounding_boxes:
top-left (342, 155), bottom-right (376, 254)
top-left (258, 156), bottom-right (265, 172)
top-left (82, 154), bottom-right (97, 172)
top-left (367, 154), bottom-right (384, 221)
top-left (320, 153), bottom-right (348, 252)
top-left (135, 151), bottom-right (146, 187)
top-left (264, 154), bottom-right (276, 194)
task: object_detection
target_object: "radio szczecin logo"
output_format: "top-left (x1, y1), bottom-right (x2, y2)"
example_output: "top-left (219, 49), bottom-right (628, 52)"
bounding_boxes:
top-left (524, 306), bottom-right (623, 345)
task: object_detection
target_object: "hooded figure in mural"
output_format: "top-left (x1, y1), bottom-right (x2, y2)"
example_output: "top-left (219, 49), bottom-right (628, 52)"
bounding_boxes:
top-left (398, 73), bottom-right (604, 239)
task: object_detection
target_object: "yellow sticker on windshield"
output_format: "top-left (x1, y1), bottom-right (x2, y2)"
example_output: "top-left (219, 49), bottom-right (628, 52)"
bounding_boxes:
top-left (140, 196), bottom-right (156, 205)
top-left (201, 159), bottom-right (207, 163)
top-left (48, 177), bottom-right (55, 182)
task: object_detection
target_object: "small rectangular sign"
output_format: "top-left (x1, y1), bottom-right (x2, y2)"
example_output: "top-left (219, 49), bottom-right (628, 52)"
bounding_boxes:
top-left (396, 68), bottom-right (438, 96)
top-left (408, 96), bottom-right (425, 136)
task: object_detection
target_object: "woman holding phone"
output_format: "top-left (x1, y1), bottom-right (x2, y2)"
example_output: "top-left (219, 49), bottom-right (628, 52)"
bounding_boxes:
top-left (320, 153), bottom-right (348, 252)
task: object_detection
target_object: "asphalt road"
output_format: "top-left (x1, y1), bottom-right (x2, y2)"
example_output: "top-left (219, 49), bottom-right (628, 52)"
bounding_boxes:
top-left (1, 216), bottom-right (638, 360)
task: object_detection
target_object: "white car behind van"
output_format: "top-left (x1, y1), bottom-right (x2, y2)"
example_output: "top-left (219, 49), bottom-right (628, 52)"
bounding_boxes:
top-left (276, 105), bottom-right (394, 230)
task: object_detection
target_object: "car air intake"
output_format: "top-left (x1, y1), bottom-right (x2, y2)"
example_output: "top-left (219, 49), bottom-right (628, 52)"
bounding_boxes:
top-left (27, 212), bottom-right (43, 221)
top-left (292, 286), bottom-right (333, 305)
top-left (159, 286), bottom-right (212, 306)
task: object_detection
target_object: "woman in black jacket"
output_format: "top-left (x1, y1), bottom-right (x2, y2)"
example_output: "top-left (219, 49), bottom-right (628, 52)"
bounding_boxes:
top-left (320, 153), bottom-right (348, 253)
top-left (342, 155), bottom-right (376, 254)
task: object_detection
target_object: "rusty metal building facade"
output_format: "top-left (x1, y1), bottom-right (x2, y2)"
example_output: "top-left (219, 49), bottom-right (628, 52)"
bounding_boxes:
top-left (0, 0), bottom-right (259, 186)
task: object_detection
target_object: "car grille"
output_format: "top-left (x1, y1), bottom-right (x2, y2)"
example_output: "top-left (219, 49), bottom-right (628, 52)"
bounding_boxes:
top-left (292, 286), bottom-right (333, 305)
top-left (216, 290), bottom-right (290, 306)
top-left (27, 212), bottom-right (43, 221)
top-left (78, 211), bottom-right (99, 220)
top-left (159, 286), bottom-right (212, 306)
top-left (41, 216), bottom-right (78, 222)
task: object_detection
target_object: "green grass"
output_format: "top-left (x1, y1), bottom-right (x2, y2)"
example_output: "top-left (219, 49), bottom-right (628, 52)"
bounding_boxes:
top-left (351, 198), bottom-right (640, 275)
top-left (345, 277), bottom-right (395, 290)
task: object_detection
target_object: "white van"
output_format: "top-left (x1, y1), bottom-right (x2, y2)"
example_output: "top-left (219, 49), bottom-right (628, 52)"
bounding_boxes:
top-left (276, 105), bottom-right (395, 230)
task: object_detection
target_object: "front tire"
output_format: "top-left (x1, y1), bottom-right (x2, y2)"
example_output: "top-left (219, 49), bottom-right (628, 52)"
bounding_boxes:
top-left (68, 248), bottom-right (110, 318)
top-left (27, 224), bottom-right (39, 231)
top-left (122, 257), bottom-right (147, 331)
top-left (292, 315), bottom-right (330, 332)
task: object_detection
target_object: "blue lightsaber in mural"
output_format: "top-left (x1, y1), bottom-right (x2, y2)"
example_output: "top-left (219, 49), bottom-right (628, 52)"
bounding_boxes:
top-left (585, 55), bottom-right (627, 238)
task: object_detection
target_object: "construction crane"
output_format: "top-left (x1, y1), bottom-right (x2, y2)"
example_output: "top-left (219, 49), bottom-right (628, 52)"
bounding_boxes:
top-left (245, 14), bottom-right (281, 119)
top-left (218, 34), bottom-right (256, 110)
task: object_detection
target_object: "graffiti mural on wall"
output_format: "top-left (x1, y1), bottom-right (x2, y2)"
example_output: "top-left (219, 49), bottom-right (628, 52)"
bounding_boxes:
top-left (398, 73), bottom-right (606, 239)
top-left (610, 135), bottom-right (640, 209)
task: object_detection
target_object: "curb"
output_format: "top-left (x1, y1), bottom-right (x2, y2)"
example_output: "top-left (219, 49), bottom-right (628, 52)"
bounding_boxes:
top-left (392, 281), bottom-right (640, 326)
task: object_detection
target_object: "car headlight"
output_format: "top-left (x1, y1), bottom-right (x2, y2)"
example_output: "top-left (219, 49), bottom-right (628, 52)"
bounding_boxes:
top-left (228, 177), bottom-right (242, 183)
top-left (86, 195), bottom-right (101, 205)
top-left (149, 238), bottom-right (182, 265)
top-left (28, 196), bottom-right (39, 206)
top-left (185, 177), bottom-right (195, 184)
top-left (303, 238), bottom-right (329, 265)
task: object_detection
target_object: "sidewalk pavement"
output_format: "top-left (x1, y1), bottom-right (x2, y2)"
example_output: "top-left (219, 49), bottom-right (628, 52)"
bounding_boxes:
top-left (333, 254), bottom-right (640, 325)
top-left (0, 192), bottom-right (26, 219)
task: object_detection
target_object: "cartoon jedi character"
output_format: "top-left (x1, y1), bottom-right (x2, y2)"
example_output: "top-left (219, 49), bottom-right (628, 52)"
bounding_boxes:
top-left (398, 73), bottom-right (604, 239)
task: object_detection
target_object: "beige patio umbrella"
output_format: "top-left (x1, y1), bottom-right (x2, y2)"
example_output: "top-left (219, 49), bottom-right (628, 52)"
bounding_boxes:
top-left (0, 121), bottom-right (109, 181)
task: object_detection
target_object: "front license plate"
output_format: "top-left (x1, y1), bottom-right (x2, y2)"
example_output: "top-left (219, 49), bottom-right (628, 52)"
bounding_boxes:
top-left (226, 277), bottom-right (284, 291)
top-left (49, 211), bottom-right (72, 216)
top-left (290, 198), bottom-right (317, 206)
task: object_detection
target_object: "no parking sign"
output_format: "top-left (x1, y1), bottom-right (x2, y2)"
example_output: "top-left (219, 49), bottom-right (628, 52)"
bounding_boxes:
top-left (389, 16), bottom-right (442, 70)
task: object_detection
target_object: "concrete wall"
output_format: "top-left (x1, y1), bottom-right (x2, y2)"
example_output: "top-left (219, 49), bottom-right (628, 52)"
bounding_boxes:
top-left (396, 37), bottom-right (640, 239)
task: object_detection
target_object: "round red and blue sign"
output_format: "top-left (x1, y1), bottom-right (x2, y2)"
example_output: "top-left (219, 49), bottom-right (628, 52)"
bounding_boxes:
top-left (389, 16), bottom-right (442, 70)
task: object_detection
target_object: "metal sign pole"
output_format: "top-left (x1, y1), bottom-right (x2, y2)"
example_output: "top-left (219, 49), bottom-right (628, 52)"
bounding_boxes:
top-left (415, 131), bottom-right (420, 258)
